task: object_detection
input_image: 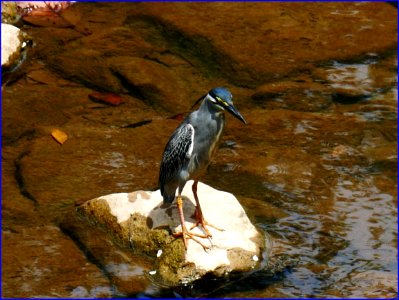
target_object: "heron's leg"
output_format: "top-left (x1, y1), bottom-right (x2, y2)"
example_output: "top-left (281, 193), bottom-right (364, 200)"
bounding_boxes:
top-left (173, 194), bottom-right (210, 251)
top-left (190, 180), bottom-right (224, 236)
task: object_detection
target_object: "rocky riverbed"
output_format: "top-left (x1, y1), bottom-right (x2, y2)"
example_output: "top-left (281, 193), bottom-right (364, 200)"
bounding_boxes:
top-left (2, 2), bottom-right (397, 298)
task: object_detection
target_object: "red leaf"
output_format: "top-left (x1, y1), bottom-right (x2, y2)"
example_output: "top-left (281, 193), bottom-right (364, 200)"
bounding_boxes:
top-left (88, 92), bottom-right (123, 106)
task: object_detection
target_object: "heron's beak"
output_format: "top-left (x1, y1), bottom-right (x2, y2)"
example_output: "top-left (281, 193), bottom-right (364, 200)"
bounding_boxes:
top-left (226, 104), bottom-right (247, 124)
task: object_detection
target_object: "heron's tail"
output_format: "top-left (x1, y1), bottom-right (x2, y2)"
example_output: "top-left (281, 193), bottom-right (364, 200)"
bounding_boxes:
top-left (160, 185), bottom-right (176, 204)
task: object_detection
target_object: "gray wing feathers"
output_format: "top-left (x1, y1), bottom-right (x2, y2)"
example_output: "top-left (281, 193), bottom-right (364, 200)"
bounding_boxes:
top-left (159, 123), bottom-right (194, 190)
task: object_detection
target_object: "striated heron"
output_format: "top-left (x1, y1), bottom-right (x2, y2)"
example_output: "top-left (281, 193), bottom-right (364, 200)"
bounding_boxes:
top-left (159, 87), bottom-right (246, 250)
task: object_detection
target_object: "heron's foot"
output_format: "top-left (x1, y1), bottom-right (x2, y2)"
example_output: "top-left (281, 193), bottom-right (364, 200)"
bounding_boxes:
top-left (173, 226), bottom-right (210, 251)
top-left (190, 209), bottom-right (224, 237)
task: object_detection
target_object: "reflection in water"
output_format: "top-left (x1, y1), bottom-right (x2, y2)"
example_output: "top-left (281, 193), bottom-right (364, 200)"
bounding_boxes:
top-left (330, 10), bottom-right (359, 16)
top-left (260, 171), bottom-right (396, 297)
top-left (212, 54), bottom-right (397, 297)
top-left (293, 120), bottom-right (318, 135)
top-left (70, 286), bottom-right (113, 298)
top-left (327, 61), bottom-right (373, 96)
top-left (105, 263), bottom-right (144, 278)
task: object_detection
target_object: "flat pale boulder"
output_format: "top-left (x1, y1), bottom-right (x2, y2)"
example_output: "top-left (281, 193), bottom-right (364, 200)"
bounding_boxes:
top-left (1, 23), bottom-right (26, 68)
top-left (77, 180), bottom-right (267, 286)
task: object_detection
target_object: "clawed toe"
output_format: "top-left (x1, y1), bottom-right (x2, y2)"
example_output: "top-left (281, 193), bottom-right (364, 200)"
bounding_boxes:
top-left (173, 229), bottom-right (210, 251)
top-left (190, 209), bottom-right (224, 237)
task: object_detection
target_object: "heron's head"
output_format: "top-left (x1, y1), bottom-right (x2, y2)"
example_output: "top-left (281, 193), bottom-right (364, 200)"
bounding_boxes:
top-left (207, 87), bottom-right (247, 124)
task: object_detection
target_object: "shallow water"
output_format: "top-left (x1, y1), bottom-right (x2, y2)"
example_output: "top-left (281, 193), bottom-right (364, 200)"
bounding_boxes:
top-left (2, 2), bottom-right (397, 298)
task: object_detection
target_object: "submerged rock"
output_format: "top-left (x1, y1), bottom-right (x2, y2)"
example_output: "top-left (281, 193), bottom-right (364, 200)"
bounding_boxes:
top-left (77, 180), bottom-right (266, 286)
top-left (42, 2), bottom-right (396, 110)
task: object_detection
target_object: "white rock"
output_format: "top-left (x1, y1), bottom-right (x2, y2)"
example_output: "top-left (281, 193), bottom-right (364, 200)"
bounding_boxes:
top-left (78, 180), bottom-right (267, 285)
top-left (1, 23), bottom-right (24, 68)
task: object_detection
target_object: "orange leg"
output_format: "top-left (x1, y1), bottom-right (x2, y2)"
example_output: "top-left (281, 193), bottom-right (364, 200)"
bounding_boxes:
top-left (173, 195), bottom-right (210, 251)
top-left (190, 180), bottom-right (224, 237)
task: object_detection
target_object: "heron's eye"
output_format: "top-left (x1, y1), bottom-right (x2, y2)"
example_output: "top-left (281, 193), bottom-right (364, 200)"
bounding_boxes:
top-left (216, 97), bottom-right (228, 107)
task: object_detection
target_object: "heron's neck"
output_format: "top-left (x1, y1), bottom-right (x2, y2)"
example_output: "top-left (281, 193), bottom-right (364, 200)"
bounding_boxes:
top-left (200, 97), bottom-right (224, 117)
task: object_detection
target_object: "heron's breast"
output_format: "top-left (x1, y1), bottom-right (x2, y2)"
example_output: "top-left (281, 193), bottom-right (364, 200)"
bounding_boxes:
top-left (208, 119), bottom-right (224, 158)
top-left (189, 116), bottom-right (225, 175)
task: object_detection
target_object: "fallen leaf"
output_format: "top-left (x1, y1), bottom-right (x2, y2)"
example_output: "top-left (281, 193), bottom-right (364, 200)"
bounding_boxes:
top-left (51, 129), bottom-right (68, 144)
top-left (88, 92), bottom-right (123, 106)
